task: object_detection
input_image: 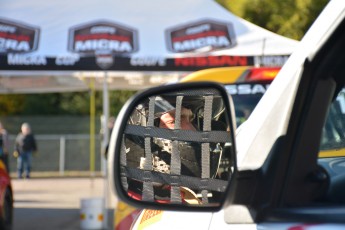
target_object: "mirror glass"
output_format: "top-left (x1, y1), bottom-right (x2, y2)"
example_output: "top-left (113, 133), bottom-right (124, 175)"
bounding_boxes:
top-left (119, 87), bottom-right (234, 207)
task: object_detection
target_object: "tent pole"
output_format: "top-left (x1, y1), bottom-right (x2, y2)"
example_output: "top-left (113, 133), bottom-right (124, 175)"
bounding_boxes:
top-left (89, 77), bottom-right (96, 177)
top-left (102, 71), bottom-right (109, 229)
top-left (102, 72), bottom-right (109, 175)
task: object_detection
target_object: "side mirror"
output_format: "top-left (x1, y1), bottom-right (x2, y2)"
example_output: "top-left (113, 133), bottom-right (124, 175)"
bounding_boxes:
top-left (108, 82), bottom-right (237, 211)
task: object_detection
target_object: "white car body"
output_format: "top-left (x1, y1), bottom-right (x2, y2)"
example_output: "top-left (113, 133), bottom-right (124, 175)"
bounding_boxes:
top-left (132, 209), bottom-right (345, 230)
top-left (126, 0), bottom-right (345, 229)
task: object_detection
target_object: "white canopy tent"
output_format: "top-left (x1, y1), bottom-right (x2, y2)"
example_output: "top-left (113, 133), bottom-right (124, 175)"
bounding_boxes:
top-left (0, 0), bottom-right (299, 93)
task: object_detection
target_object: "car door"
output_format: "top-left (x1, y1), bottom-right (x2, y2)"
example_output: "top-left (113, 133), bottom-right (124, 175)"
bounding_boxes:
top-left (224, 0), bottom-right (345, 225)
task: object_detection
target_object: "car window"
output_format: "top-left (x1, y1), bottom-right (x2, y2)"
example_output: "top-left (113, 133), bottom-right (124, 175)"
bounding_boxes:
top-left (318, 88), bottom-right (345, 178)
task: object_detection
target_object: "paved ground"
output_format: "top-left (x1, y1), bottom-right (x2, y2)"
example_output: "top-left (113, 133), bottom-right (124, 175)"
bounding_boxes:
top-left (11, 177), bottom-right (117, 230)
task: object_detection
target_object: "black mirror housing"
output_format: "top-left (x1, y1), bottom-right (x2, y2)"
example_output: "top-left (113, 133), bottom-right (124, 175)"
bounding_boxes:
top-left (108, 82), bottom-right (237, 212)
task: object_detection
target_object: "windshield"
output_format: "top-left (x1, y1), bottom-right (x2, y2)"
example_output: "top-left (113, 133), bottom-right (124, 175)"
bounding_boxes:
top-left (224, 81), bottom-right (270, 127)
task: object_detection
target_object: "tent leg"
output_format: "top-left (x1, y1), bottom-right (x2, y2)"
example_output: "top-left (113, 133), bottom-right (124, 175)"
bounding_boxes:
top-left (89, 77), bottom-right (96, 177)
top-left (102, 72), bottom-right (109, 229)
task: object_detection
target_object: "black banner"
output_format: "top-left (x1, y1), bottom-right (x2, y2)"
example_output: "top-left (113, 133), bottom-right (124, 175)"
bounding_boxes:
top-left (0, 53), bottom-right (291, 71)
top-left (0, 54), bottom-right (259, 71)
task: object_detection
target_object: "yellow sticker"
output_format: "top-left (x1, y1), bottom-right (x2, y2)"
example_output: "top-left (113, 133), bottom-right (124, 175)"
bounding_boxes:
top-left (138, 209), bottom-right (163, 230)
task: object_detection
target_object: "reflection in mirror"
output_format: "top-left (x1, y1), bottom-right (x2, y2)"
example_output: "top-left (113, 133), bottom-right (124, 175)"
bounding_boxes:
top-left (119, 87), bottom-right (234, 207)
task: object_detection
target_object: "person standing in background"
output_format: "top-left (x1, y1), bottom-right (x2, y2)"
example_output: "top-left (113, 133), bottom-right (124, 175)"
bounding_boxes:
top-left (15, 122), bottom-right (37, 179)
top-left (0, 121), bottom-right (10, 172)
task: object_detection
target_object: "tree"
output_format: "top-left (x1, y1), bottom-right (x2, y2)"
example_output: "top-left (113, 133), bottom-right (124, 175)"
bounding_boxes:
top-left (0, 90), bottom-right (136, 116)
top-left (0, 95), bottom-right (25, 115)
top-left (109, 90), bottom-right (137, 116)
top-left (216, 0), bottom-right (328, 40)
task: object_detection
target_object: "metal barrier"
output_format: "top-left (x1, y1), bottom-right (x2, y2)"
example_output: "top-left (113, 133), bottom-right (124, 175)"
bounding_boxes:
top-left (8, 134), bottom-right (102, 175)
